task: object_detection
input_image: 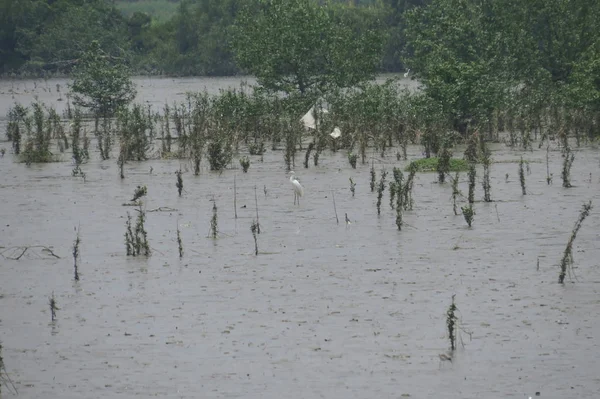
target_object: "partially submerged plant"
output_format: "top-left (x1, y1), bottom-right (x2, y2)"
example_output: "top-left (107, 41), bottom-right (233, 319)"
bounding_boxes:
top-left (394, 167), bottom-right (404, 230)
top-left (240, 156), bottom-right (250, 173)
top-left (0, 341), bottom-right (17, 396)
top-left (461, 205), bottom-right (474, 227)
top-left (304, 142), bottom-right (314, 168)
top-left (348, 153), bottom-right (358, 169)
top-left (559, 201), bottom-right (592, 284)
top-left (207, 139), bottom-right (232, 171)
top-left (124, 205), bottom-right (150, 256)
top-left (49, 292), bottom-right (58, 322)
top-left (177, 225), bottom-right (183, 258)
top-left (251, 220), bottom-right (259, 255)
top-left (561, 146), bottom-right (575, 188)
top-left (176, 169), bottom-right (183, 196)
top-left (546, 145), bottom-right (552, 185)
top-left (254, 186), bottom-right (261, 234)
top-left (210, 199), bottom-right (218, 239)
top-left (519, 157), bottom-right (526, 195)
top-left (451, 172), bottom-right (461, 215)
top-left (349, 177), bottom-right (356, 197)
top-left (446, 295), bottom-right (457, 351)
top-left (376, 170), bottom-right (388, 215)
top-left (437, 143), bottom-right (452, 183)
top-left (131, 185), bottom-right (147, 204)
top-left (481, 143), bottom-right (492, 202)
top-left (467, 164), bottom-right (476, 204)
top-left (73, 228), bottom-right (81, 281)
top-left (370, 162), bottom-right (376, 192)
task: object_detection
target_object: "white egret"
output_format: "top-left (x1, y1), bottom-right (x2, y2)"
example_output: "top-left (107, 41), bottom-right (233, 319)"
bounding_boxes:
top-left (404, 68), bottom-right (411, 78)
top-left (289, 171), bottom-right (304, 205)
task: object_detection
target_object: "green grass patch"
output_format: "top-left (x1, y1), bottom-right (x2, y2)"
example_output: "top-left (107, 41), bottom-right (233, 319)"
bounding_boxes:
top-left (407, 157), bottom-right (469, 172)
top-left (115, 0), bottom-right (179, 22)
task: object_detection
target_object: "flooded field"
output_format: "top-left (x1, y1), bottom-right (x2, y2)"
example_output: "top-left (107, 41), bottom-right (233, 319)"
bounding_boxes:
top-left (1, 77), bottom-right (600, 399)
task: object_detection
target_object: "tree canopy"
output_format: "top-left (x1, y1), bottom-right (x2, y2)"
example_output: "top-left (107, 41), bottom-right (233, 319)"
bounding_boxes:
top-left (231, 0), bottom-right (386, 95)
top-left (70, 41), bottom-right (136, 117)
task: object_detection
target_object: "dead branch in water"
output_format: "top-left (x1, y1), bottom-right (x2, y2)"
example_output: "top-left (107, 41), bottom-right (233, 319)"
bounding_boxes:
top-left (0, 246), bottom-right (60, 260)
top-left (147, 207), bottom-right (178, 212)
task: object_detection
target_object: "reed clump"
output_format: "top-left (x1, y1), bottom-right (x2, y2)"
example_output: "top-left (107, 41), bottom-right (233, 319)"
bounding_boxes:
top-left (240, 156), bottom-right (250, 173)
top-left (125, 205), bottom-right (150, 256)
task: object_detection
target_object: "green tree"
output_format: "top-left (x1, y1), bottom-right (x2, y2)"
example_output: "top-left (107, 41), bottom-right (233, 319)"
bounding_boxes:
top-left (23, 2), bottom-right (130, 74)
top-left (231, 0), bottom-right (385, 95)
top-left (404, 0), bottom-right (511, 134)
top-left (70, 41), bottom-right (136, 118)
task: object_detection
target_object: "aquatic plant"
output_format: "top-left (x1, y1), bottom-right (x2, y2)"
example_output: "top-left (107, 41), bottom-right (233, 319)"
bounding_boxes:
top-left (254, 186), bottom-right (261, 234)
top-left (7, 103), bottom-right (28, 155)
top-left (73, 229), bottom-right (80, 281)
top-left (467, 164), bottom-right (476, 204)
top-left (240, 156), bottom-right (250, 173)
top-left (348, 153), bottom-right (358, 169)
top-left (370, 162), bottom-right (376, 192)
top-left (451, 172), bottom-right (461, 215)
top-left (21, 102), bottom-right (55, 164)
top-left (481, 142), bottom-right (492, 202)
top-left (403, 162), bottom-right (417, 211)
top-left (49, 292), bottom-right (58, 322)
top-left (437, 143), bottom-right (452, 183)
top-left (304, 142), bottom-right (314, 168)
top-left (546, 145), bottom-right (552, 185)
top-left (461, 205), bottom-right (474, 227)
top-left (116, 104), bottom-right (152, 162)
top-left (251, 220), bottom-right (259, 255)
top-left (561, 146), bottom-right (575, 188)
top-left (210, 199), bottom-right (218, 239)
top-left (131, 185), bottom-right (147, 203)
top-left (394, 167), bottom-right (404, 230)
top-left (406, 158), bottom-right (468, 173)
top-left (125, 205), bottom-right (150, 256)
top-left (118, 136), bottom-right (127, 179)
top-left (177, 226), bottom-right (183, 258)
top-left (446, 295), bottom-right (457, 351)
top-left (0, 341), bottom-right (15, 395)
top-left (376, 169), bottom-right (387, 215)
top-left (559, 201), bottom-right (592, 284)
top-left (248, 141), bottom-right (265, 156)
top-left (176, 169), bottom-right (183, 196)
top-left (349, 177), bottom-right (356, 197)
top-left (519, 157), bottom-right (526, 195)
top-left (207, 139), bottom-right (232, 171)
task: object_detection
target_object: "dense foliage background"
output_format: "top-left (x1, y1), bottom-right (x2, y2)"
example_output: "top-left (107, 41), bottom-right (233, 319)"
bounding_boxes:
top-left (0, 0), bottom-right (424, 76)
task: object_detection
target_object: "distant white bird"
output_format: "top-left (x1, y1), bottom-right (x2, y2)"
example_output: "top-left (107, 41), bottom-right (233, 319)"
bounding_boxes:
top-left (404, 68), bottom-right (411, 78)
top-left (289, 171), bottom-right (304, 205)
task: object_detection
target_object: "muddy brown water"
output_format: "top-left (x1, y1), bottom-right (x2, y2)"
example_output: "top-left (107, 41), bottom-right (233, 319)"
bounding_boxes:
top-left (1, 77), bottom-right (600, 399)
